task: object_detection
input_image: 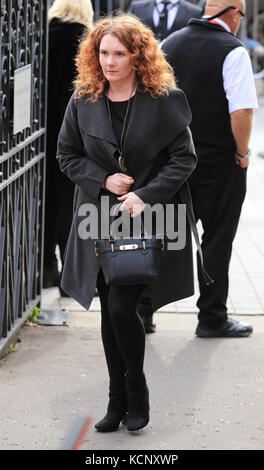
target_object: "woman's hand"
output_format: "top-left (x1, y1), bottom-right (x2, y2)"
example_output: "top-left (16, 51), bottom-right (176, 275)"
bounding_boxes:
top-left (105, 173), bottom-right (134, 195)
top-left (117, 192), bottom-right (145, 218)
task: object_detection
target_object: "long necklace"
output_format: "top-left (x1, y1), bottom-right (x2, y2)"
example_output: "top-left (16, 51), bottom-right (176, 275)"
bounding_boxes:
top-left (106, 85), bottom-right (136, 173)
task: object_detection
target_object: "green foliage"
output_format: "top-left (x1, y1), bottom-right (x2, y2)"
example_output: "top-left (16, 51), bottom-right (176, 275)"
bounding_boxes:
top-left (27, 306), bottom-right (40, 323)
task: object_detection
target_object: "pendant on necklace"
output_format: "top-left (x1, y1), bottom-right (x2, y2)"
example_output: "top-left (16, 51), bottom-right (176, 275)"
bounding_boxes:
top-left (119, 155), bottom-right (127, 173)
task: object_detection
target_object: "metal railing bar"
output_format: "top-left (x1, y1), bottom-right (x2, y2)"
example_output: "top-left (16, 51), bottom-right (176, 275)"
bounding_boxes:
top-left (0, 128), bottom-right (45, 165)
top-left (0, 152), bottom-right (45, 191)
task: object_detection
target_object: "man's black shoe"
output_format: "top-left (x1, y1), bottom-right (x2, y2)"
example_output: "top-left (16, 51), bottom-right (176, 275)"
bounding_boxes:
top-left (138, 313), bottom-right (156, 334)
top-left (195, 318), bottom-right (253, 338)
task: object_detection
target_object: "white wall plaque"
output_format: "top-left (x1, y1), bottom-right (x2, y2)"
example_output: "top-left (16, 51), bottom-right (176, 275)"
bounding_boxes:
top-left (13, 64), bottom-right (31, 134)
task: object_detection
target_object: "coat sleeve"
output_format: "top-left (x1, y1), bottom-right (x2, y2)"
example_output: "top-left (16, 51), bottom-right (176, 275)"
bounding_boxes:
top-left (134, 127), bottom-right (197, 205)
top-left (56, 95), bottom-right (109, 202)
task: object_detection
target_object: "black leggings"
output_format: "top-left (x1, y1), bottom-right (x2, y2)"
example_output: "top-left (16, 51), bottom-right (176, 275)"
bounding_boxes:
top-left (96, 269), bottom-right (146, 381)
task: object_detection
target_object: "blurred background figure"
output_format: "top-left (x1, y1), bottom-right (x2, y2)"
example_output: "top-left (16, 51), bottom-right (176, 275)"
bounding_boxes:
top-left (44, 0), bottom-right (94, 294)
top-left (129, 0), bottom-right (202, 42)
top-left (243, 1), bottom-right (264, 159)
top-left (91, 0), bottom-right (131, 18)
top-left (246, 3), bottom-right (264, 72)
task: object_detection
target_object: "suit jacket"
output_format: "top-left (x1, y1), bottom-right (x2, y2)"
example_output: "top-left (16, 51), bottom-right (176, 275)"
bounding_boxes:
top-left (129, 0), bottom-right (201, 39)
top-left (56, 87), bottom-right (197, 311)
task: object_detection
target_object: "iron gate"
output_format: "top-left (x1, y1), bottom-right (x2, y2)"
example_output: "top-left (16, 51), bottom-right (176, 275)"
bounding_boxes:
top-left (0, 0), bottom-right (47, 356)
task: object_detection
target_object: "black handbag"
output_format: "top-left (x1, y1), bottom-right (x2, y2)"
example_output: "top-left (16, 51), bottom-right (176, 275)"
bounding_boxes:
top-left (94, 182), bottom-right (214, 288)
top-left (95, 235), bottom-right (164, 286)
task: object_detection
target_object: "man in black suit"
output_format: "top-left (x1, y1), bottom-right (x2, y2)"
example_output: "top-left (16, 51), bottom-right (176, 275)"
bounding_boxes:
top-left (129, 0), bottom-right (201, 42)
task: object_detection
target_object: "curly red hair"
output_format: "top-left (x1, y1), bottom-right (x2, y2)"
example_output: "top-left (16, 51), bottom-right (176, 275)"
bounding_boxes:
top-left (74, 13), bottom-right (176, 101)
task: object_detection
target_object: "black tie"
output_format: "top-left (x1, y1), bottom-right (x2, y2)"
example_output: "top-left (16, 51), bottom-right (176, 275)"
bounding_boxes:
top-left (158, 2), bottom-right (171, 41)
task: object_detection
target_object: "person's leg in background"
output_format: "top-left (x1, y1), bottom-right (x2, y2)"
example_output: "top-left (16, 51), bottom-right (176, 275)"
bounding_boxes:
top-left (189, 164), bottom-right (253, 337)
top-left (137, 289), bottom-right (156, 333)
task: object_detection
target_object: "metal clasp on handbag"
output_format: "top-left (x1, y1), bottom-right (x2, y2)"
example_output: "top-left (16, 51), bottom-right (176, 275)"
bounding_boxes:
top-left (119, 244), bottom-right (139, 250)
top-left (94, 241), bottom-right (115, 255)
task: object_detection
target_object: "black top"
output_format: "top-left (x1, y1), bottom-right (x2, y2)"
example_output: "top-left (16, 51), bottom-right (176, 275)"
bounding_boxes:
top-left (105, 96), bottom-right (134, 158)
top-left (162, 19), bottom-right (243, 168)
top-left (47, 18), bottom-right (86, 159)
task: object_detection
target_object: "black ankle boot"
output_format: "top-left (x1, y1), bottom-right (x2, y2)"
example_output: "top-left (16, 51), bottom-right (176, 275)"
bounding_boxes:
top-left (126, 372), bottom-right (150, 431)
top-left (139, 312), bottom-right (156, 334)
top-left (95, 379), bottom-right (128, 432)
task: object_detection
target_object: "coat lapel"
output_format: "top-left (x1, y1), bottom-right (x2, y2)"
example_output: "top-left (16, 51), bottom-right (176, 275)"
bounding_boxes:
top-left (144, 0), bottom-right (156, 26)
top-left (77, 87), bottom-right (191, 176)
top-left (78, 94), bottom-right (117, 145)
top-left (78, 90), bottom-right (156, 174)
top-left (170, 1), bottom-right (187, 32)
top-left (122, 88), bottom-right (191, 174)
top-left (78, 93), bottom-right (121, 170)
top-left (122, 89), bottom-right (155, 158)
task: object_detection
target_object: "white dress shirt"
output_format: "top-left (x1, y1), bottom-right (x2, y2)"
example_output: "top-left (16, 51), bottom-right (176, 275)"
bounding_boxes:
top-left (203, 17), bottom-right (258, 112)
top-left (153, 0), bottom-right (179, 30)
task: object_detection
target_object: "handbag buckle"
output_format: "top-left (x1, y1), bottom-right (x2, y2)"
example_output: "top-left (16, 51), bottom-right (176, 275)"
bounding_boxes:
top-left (119, 244), bottom-right (138, 251)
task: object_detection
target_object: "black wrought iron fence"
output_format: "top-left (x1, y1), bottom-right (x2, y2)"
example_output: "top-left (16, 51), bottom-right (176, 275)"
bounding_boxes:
top-left (0, 0), bottom-right (47, 356)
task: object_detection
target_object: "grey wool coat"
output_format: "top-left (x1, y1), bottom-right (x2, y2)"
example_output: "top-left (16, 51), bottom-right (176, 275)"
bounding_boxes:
top-left (56, 87), bottom-right (197, 311)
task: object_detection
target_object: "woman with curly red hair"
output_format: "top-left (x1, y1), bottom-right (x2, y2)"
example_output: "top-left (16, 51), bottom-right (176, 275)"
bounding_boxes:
top-left (74, 13), bottom-right (176, 101)
top-left (57, 13), bottom-right (197, 433)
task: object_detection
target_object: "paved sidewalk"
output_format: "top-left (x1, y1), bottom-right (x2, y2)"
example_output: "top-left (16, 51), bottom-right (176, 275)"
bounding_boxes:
top-left (0, 313), bottom-right (264, 450)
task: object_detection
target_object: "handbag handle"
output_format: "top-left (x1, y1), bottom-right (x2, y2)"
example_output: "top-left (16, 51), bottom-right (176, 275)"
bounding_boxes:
top-left (109, 203), bottom-right (148, 240)
top-left (180, 182), bottom-right (214, 286)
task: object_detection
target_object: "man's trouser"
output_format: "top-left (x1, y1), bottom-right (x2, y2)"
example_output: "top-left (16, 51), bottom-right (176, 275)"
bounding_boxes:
top-left (137, 162), bottom-right (247, 327)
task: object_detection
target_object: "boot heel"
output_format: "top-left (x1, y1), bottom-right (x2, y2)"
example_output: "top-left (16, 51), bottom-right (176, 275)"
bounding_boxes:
top-left (95, 412), bottom-right (126, 432)
top-left (95, 378), bottom-right (128, 432)
top-left (126, 373), bottom-right (150, 431)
